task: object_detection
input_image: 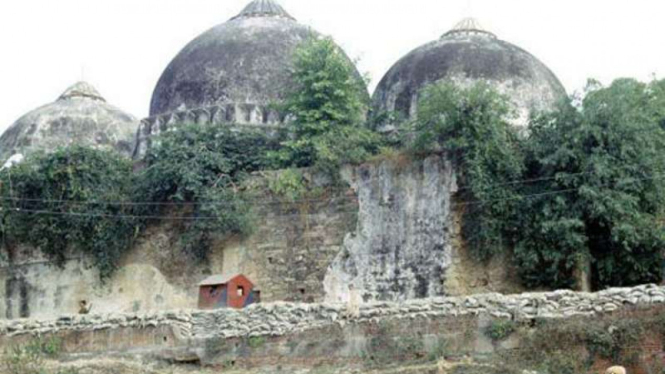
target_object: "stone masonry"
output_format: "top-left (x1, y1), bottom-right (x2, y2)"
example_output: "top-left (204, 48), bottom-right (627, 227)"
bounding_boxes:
top-left (2, 284), bottom-right (664, 340)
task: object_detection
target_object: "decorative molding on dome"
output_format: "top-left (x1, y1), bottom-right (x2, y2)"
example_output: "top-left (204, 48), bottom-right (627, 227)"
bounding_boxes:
top-left (57, 81), bottom-right (106, 102)
top-left (230, 0), bottom-right (296, 21)
top-left (442, 17), bottom-right (496, 39)
top-left (133, 104), bottom-right (287, 159)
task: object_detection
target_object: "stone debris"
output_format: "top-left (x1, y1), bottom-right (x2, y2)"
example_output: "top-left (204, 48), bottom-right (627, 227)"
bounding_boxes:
top-left (1, 284), bottom-right (664, 340)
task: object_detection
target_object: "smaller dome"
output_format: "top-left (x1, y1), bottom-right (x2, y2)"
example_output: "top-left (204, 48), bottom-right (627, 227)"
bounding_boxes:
top-left (0, 82), bottom-right (139, 163)
top-left (373, 18), bottom-right (567, 128)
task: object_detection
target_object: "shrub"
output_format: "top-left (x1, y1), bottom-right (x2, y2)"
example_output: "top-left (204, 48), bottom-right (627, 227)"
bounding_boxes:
top-left (536, 352), bottom-right (578, 374)
top-left (272, 36), bottom-right (380, 178)
top-left (513, 315), bottom-right (650, 373)
top-left (484, 319), bottom-right (517, 341)
top-left (247, 336), bottom-right (266, 348)
top-left (515, 78), bottom-right (665, 288)
top-left (267, 169), bottom-right (308, 202)
top-left (0, 147), bottom-right (138, 279)
top-left (411, 82), bottom-right (524, 260)
top-left (409, 78), bottom-right (665, 289)
top-left (135, 123), bottom-right (277, 260)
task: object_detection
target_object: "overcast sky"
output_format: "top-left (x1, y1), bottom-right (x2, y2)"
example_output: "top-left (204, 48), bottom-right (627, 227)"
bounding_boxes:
top-left (0, 0), bottom-right (663, 133)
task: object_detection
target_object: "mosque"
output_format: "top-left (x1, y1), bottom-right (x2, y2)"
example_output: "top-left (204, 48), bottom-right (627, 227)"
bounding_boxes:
top-left (0, 0), bottom-right (566, 164)
top-left (0, 0), bottom-right (573, 318)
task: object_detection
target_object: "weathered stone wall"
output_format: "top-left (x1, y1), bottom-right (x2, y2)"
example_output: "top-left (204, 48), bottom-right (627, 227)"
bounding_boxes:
top-left (3, 284), bottom-right (664, 342)
top-left (0, 175), bottom-right (358, 319)
top-left (1, 285), bottom-right (665, 373)
top-left (0, 155), bottom-right (522, 320)
top-left (217, 184), bottom-right (359, 303)
top-left (325, 156), bottom-right (457, 303)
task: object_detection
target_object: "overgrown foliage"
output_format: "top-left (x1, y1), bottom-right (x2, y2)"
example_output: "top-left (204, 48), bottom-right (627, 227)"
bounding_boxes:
top-left (267, 168), bottom-right (309, 202)
top-left (0, 37), bottom-right (380, 278)
top-left (0, 147), bottom-right (138, 279)
top-left (0, 126), bottom-right (275, 274)
top-left (135, 124), bottom-right (277, 260)
top-left (409, 78), bottom-right (665, 289)
top-left (411, 82), bottom-right (524, 260)
top-left (272, 36), bottom-right (381, 177)
top-left (1, 50), bottom-right (664, 294)
top-left (515, 78), bottom-right (665, 288)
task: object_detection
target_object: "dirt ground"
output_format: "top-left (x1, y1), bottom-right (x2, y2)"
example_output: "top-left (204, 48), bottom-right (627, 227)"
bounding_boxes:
top-left (43, 357), bottom-right (505, 374)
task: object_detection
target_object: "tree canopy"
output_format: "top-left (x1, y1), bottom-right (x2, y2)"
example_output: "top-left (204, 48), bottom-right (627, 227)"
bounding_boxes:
top-left (272, 36), bottom-right (380, 175)
top-left (136, 124), bottom-right (278, 260)
top-left (412, 82), bottom-right (524, 260)
top-left (515, 78), bottom-right (665, 288)
top-left (412, 78), bottom-right (665, 289)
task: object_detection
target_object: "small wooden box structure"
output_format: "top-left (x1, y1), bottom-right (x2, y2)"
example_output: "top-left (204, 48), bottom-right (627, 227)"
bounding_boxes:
top-left (197, 274), bottom-right (258, 310)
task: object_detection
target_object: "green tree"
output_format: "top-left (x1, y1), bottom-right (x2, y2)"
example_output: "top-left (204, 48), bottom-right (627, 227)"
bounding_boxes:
top-left (516, 78), bottom-right (665, 289)
top-left (0, 147), bottom-right (138, 279)
top-left (273, 36), bottom-right (380, 175)
top-left (411, 82), bottom-right (524, 260)
top-left (135, 124), bottom-right (276, 260)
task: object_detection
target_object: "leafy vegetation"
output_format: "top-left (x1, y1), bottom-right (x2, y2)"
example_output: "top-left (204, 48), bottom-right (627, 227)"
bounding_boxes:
top-left (408, 78), bottom-right (665, 289)
top-left (0, 124), bottom-right (280, 273)
top-left (484, 319), bottom-right (517, 341)
top-left (1, 30), bottom-right (664, 294)
top-left (411, 82), bottom-right (524, 260)
top-left (135, 124), bottom-right (278, 260)
top-left (0, 38), bottom-right (381, 275)
top-left (515, 78), bottom-right (665, 288)
top-left (3, 342), bottom-right (45, 374)
top-left (267, 168), bottom-right (308, 202)
top-left (0, 147), bottom-right (138, 279)
top-left (271, 36), bottom-right (381, 177)
top-left (247, 335), bottom-right (267, 348)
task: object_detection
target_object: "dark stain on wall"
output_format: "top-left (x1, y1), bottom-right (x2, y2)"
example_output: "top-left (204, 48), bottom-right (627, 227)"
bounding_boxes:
top-left (5, 275), bottom-right (30, 319)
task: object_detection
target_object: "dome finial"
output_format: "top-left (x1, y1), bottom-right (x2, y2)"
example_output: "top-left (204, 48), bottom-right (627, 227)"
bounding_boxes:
top-left (443, 17), bottom-right (496, 38)
top-left (57, 81), bottom-right (106, 102)
top-left (231, 0), bottom-right (295, 21)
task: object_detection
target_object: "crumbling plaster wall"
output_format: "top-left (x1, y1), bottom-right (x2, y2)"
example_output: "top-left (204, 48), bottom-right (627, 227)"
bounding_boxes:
top-left (325, 156), bottom-right (456, 303)
top-left (0, 244), bottom-right (193, 320)
top-left (0, 183), bottom-right (358, 319)
top-left (324, 155), bottom-right (524, 303)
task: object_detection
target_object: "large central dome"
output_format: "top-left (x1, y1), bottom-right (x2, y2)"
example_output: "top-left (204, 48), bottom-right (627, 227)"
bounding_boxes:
top-left (373, 18), bottom-right (567, 128)
top-left (149, 0), bottom-right (361, 125)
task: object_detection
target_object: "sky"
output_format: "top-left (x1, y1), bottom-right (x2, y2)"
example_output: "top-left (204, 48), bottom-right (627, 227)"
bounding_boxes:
top-left (0, 0), bottom-right (663, 133)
